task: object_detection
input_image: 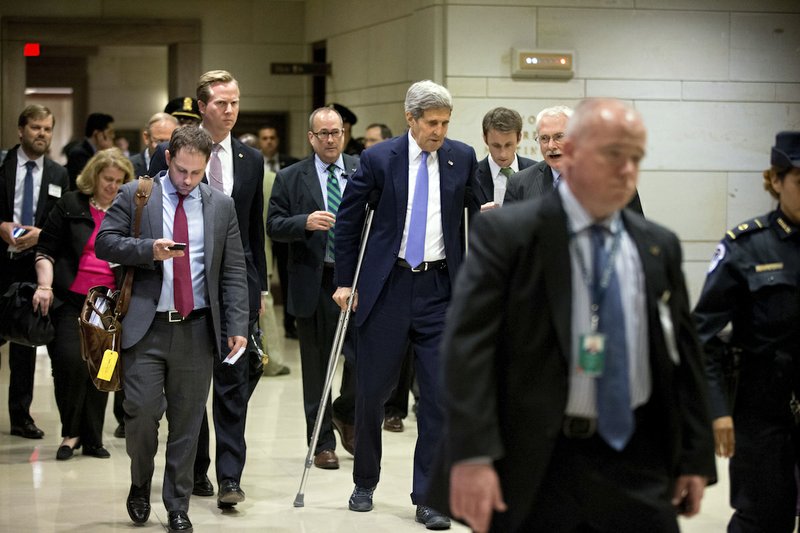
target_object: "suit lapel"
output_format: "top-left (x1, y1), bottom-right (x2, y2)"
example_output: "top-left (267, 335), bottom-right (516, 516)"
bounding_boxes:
top-left (230, 137), bottom-right (244, 199)
top-left (541, 193), bottom-right (572, 360)
top-left (145, 175), bottom-right (164, 239)
top-left (476, 159), bottom-right (493, 203)
top-left (300, 158), bottom-right (325, 211)
top-left (392, 136), bottom-right (410, 232)
top-left (623, 210), bottom-right (665, 314)
top-left (438, 140), bottom-right (457, 235)
top-left (35, 159), bottom-right (55, 226)
top-left (200, 183), bottom-right (216, 277)
top-left (2, 148), bottom-right (18, 216)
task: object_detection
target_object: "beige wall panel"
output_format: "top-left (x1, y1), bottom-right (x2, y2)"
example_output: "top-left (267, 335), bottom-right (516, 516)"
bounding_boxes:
top-left (538, 8), bottom-right (729, 80)
top-left (449, 0), bottom-right (634, 6)
top-left (446, 5), bottom-right (537, 78)
top-left (304, 0), bottom-right (414, 43)
top-left (487, 78), bottom-right (584, 99)
top-left (777, 84), bottom-right (800, 102)
top-left (684, 261), bottom-right (712, 307)
top-left (637, 171), bottom-right (728, 242)
top-left (727, 171), bottom-right (778, 227)
top-left (635, 0), bottom-right (799, 11)
top-left (366, 19), bottom-right (409, 87)
top-left (328, 30), bottom-right (371, 91)
top-left (636, 101), bottom-right (800, 172)
top-left (682, 82), bottom-right (777, 102)
top-left (730, 13), bottom-right (800, 82)
top-left (447, 77), bottom-right (488, 98)
top-left (250, 1), bottom-right (306, 44)
top-left (587, 80), bottom-right (681, 100)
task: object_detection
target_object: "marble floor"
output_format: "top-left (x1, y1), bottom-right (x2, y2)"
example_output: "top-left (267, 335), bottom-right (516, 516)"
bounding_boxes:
top-left (0, 313), bottom-right (734, 532)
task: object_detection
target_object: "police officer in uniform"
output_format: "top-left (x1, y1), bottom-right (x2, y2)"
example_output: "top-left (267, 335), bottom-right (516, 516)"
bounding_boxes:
top-left (693, 131), bottom-right (800, 533)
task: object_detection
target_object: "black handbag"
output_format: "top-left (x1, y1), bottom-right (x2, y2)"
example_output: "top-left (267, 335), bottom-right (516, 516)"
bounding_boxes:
top-left (0, 281), bottom-right (55, 346)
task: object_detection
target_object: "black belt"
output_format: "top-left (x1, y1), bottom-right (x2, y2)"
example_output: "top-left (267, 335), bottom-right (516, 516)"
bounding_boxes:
top-left (396, 258), bottom-right (447, 273)
top-left (562, 416), bottom-right (597, 439)
top-left (154, 308), bottom-right (209, 323)
top-left (323, 262), bottom-right (335, 269)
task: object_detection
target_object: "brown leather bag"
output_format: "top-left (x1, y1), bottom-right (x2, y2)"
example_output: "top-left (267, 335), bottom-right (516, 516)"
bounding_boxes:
top-left (78, 176), bottom-right (153, 392)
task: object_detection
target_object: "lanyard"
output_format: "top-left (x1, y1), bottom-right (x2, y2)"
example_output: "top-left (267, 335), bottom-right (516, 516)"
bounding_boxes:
top-left (570, 222), bottom-right (622, 332)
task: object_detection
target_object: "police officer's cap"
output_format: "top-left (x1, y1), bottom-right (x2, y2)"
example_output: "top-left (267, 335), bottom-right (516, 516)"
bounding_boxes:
top-left (328, 103), bottom-right (357, 125)
top-left (164, 97), bottom-right (201, 121)
top-left (771, 131), bottom-right (800, 169)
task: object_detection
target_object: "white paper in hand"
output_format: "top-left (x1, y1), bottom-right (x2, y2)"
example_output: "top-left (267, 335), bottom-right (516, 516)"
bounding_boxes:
top-left (223, 345), bottom-right (246, 366)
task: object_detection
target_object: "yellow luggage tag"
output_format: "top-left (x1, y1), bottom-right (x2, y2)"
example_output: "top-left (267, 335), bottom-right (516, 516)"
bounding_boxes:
top-left (97, 349), bottom-right (119, 381)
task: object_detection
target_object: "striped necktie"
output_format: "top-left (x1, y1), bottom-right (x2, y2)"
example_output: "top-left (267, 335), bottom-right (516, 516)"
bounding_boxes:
top-left (326, 164), bottom-right (341, 260)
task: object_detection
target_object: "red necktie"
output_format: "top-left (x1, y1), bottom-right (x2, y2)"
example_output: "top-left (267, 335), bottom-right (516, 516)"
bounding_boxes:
top-left (173, 193), bottom-right (194, 317)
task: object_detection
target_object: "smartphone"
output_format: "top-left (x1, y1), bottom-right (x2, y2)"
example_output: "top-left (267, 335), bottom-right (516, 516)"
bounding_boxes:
top-left (168, 243), bottom-right (187, 251)
top-left (12, 227), bottom-right (28, 239)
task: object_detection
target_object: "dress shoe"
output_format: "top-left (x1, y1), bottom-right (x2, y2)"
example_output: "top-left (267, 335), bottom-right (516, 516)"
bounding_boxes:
top-left (10, 422), bottom-right (44, 439)
top-left (126, 482), bottom-right (151, 524)
top-left (331, 416), bottom-right (355, 455)
top-left (82, 445), bottom-right (110, 458)
top-left (348, 485), bottom-right (375, 512)
top-left (416, 505), bottom-right (451, 530)
top-left (217, 479), bottom-right (245, 509)
top-left (167, 510), bottom-right (193, 532)
top-left (192, 474), bottom-right (214, 497)
top-left (313, 449), bottom-right (339, 469)
top-left (383, 416), bottom-right (404, 432)
top-left (56, 445), bottom-right (74, 461)
top-left (284, 326), bottom-right (298, 339)
top-left (113, 423), bottom-right (126, 438)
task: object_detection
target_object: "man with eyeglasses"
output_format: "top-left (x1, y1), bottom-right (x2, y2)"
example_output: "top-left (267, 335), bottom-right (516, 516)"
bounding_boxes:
top-left (267, 107), bottom-right (359, 470)
top-left (506, 105), bottom-right (643, 214)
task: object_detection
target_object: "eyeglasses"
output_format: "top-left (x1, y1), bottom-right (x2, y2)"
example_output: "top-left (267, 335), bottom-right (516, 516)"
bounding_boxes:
top-left (536, 132), bottom-right (565, 144)
top-left (312, 129), bottom-right (343, 140)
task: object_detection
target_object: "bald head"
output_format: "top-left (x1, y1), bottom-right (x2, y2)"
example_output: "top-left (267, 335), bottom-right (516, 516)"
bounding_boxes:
top-left (561, 99), bottom-right (646, 220)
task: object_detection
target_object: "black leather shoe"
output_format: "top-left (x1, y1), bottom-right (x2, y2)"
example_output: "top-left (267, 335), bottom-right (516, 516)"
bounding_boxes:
top-left (217, 479), bottom-right (245, 509)
top-left (83, 445), bottom-right (110, 458)
top-left (10, 422), bottom-right (44, 439)
top-left (126, 482), bottom-right (151, 524)
top-left (416, 505), bottom-right (451, 530)
top-left (167, 510), bottom-right (193, 532)
top-left (192, 474), bottom-right (214, 497)
top-left (113, 424), bottom-right (126, 438)
top-left (56, 442), bottom-right (79, 461)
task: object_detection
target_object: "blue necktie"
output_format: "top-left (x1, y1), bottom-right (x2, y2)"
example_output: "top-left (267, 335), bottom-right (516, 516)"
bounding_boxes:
top-left (21, 161), bottom-right (36, 226)
top-left (326, 164), bottom-right (341, 260)
top-left (591, 224), bottom-right (633, 450)
top-left (405, 151), bottom-right (429, 268)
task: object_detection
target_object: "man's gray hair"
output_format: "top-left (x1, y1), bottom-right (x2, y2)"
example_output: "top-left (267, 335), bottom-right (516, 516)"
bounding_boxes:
top-left (404, 80), bottom-right (453, 120)
top-left (535, 105), bottom-right (573, 132)
top-left (308, 107), bottom-right (343, 131)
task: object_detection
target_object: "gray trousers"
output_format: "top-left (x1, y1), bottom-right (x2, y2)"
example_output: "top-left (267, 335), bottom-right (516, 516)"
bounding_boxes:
top-left (123, 314), bottom-right (214, 513)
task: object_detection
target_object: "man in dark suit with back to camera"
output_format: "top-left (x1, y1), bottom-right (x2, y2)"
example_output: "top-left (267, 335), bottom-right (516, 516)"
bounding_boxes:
top-left (96, 126), bottom-right (248, 533)
top-left (333, 80), bottom-right (479, 530)
top-left (267, 106), bottom-right (359, 468)
top-left (0, 104), bottom-right (68, 440)
top-left (149, 70), bottom-right (267, 509)
top-left (66, 112), bottom-right (115, 189)
top-left (505, 104), bottom-right (643, 215)
top-left (427, 98), bottom-right (716, 533)
top-left (129, 112), bottom-right (178, 178)
top-left (475, 107), bottom-right (535, 210)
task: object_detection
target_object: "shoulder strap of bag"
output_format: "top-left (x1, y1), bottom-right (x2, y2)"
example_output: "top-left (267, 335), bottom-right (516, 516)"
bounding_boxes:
top-left (117, 176), bottom-right (154, 318)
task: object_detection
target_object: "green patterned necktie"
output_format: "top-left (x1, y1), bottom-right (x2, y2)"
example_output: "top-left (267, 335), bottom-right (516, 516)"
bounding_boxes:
top-left (500, 167), bottom-right (514, 178)
top-left (326, 163), bottom-right (341, 260)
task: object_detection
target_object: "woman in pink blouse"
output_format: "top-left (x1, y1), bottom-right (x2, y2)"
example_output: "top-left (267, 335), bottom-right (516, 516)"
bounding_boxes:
top-left (32, 148), bottom-right (133, 460)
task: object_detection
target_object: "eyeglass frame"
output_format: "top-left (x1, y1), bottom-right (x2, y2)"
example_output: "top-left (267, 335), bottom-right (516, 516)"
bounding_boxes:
top-left (311, 129), bottom-right (344, 140)
top-left (535, 132), bottom-right (566, 145)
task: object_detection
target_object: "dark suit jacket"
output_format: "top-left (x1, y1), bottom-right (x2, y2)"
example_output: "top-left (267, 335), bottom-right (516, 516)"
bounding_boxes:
top-left (505, 160), bottom-right (645, 215)
top-left (65, 139), bottom-right (95, 190)
top-left (427, 192), bottom-right (715, 531)
top-left (475, 155), bottom-right (535, 205)
top-left (271, 153), bottom-right (299, 171)
top-left (128, 150), bottom-right (148, 178)
top-left (95, 173), bottom-right (249, 354)
top-left (0, 145), bottom-right (69, 285)
top-left (334, 134), bottom-right (479, 326)
top-left (266, 154), bottom-right (360, 318)
top-left (149, 138), bottom-right (267, 319)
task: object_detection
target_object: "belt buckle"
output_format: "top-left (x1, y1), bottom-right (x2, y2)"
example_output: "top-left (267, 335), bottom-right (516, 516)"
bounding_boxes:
top-left (167, 310), bottom-right (184, 323)
top-left (411, 263), bottom-right (424, 273)
top-left (563, 416), bottom-right (596, 439)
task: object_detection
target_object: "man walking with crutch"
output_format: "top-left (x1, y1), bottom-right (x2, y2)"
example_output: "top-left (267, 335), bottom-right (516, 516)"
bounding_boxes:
top-left (267, 106), bottom-right (360, 470)
top-left (333, 80), bottom-right (480, 530)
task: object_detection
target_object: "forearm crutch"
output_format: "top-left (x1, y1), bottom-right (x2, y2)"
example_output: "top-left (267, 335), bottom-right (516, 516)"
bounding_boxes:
top-left (463, 185), bottom-right (472, 258)
top-left (294, 193), bottom-right (378, 508)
